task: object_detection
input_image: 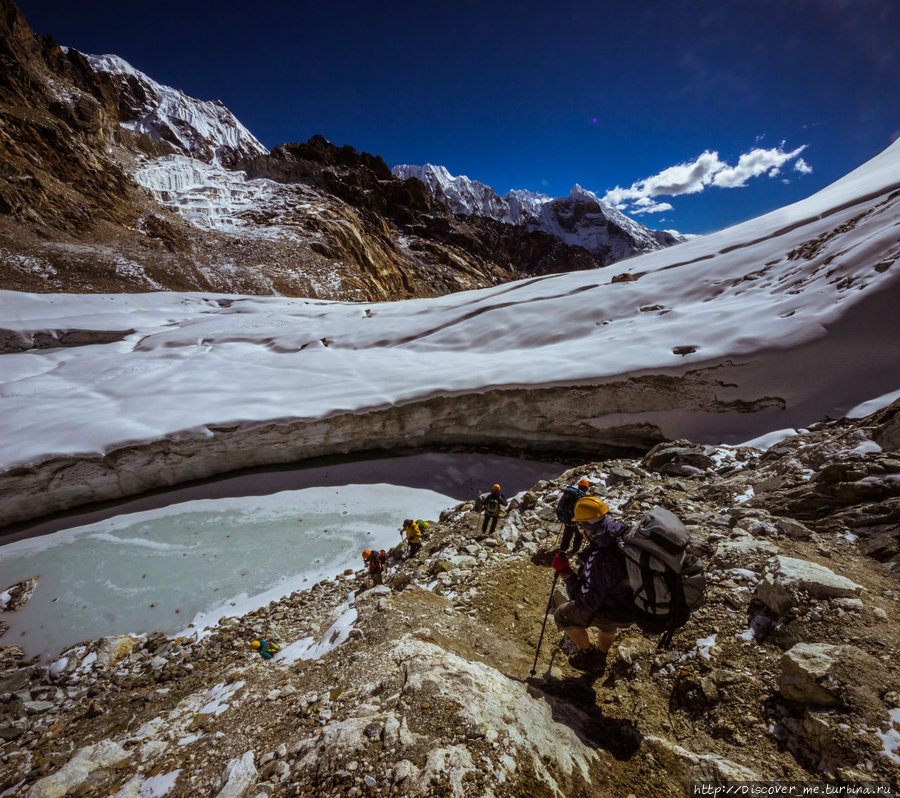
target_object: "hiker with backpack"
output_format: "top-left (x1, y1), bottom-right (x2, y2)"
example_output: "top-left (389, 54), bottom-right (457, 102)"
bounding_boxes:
top-left (550, 496), bottom-right (634, 673)
top-left (550, 499), bottom-right (706, 673)
top-left (478, 484), bottom-right (507, 536)
top-left (250, 639), bottom-right (280, 660)
top-left (555, 477), bottom-right (590, 555)
top-left (363, 548), bottom-right (387, 586)
top-left (401, 518), bottom-right (426, 557)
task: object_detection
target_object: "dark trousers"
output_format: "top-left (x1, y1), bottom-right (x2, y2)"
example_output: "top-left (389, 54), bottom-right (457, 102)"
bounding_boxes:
top-left (559, 522), bottom-right (582, 554)
top-left (370, 571), bottom-right (383, 586)
top-left (407, 542), bottom-right (421, 557)
top-left (481, 513), bottom-right (499, 534)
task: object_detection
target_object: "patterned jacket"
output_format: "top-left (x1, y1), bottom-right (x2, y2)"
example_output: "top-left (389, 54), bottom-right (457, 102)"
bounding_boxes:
top-left (563, 515), bottom-right (634, 615)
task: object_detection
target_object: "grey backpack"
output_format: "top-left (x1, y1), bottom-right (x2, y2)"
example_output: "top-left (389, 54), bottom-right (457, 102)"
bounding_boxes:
top-left (617, 507), bottom-right (706, 645)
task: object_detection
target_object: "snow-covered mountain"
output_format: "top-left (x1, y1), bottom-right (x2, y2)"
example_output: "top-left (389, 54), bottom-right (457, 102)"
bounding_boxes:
top-left (2, 137), bottom-right (898, 525)
top-left (81, 52), bottom-right (268, 168)
top-left (0, 0), bottom-right (612, 300)
top-left (393, 163), bottom-right (684, 263)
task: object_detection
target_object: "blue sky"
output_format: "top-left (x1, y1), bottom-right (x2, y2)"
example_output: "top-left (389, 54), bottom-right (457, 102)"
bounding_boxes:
top-left (18, 0), bottom-right (899, 235)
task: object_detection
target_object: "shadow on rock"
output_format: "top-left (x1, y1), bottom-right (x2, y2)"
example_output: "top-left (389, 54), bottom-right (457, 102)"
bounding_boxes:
top-left (524, 674), bottom-right (642, 760)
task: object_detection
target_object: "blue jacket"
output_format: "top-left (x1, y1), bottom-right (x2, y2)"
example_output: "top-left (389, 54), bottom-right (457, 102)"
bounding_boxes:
top-left (564, 515), bottom-right (633, 616)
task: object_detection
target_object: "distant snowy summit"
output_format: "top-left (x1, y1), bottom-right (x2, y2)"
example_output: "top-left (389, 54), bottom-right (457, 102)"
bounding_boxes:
top-left (393, 164), bottom-right (684, 263)
top-left (79, 52), bottom-right (268, 168)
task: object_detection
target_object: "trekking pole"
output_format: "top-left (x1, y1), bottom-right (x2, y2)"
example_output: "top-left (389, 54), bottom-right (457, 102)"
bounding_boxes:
top-left (530, 570), bottom-right (561, 677)
top-left (553, 523), bottom-right (564, 548)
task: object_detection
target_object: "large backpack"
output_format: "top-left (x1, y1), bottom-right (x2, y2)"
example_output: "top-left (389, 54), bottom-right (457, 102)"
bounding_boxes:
top-left (617, 507), bottom-right (706, 647)
top-left (555, 486), bottom-right (584, 522)
top-left (484, 493), bottom-right (502, 516)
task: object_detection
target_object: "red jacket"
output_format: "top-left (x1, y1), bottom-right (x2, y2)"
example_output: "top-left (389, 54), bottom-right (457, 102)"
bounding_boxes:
top-left (366, 550), bottom-right (386, 574)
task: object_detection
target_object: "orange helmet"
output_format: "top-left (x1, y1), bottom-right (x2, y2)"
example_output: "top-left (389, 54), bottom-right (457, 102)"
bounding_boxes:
top-left (578, 478), bottom-right (590, 489)
top-left (362, 549), bottom-right (372, 559)
top-left (492, 484), bottom-right (501, 491)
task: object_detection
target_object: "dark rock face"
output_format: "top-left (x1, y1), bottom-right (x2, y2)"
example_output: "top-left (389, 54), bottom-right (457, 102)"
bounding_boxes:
top-left (0, 1), bottom-right (608, 299)
top-left (724, 399), bottom-right (900, 576)
top-left (237, 134), bottom-right (607, 288)
top-left (0, 1), bottom-right (153, 234)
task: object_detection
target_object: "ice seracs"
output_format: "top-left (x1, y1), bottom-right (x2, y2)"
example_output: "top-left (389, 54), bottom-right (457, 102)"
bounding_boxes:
top-left (81, 52), bottom-right (268, 168)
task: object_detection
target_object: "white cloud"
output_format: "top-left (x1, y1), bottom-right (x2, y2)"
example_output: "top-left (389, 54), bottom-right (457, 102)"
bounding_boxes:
top-left (603, 145), bottom-right (809, 215)
top-left (711, 146), bottom-right (806, 188)
top-left (630, 197), bottom-right (674, 215)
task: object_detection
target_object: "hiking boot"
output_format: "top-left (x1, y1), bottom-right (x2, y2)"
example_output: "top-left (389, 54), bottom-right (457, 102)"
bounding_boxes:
top-left (567, 645), bottom-right (607, 673)
top-left (559, 635), bottom-right (579, 656)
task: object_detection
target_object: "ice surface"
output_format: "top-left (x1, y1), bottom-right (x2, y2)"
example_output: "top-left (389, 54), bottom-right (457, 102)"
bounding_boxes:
top-left (2, 140), bottom-right (899, 472)
top-left (0, 484), bottom-right (453, 660)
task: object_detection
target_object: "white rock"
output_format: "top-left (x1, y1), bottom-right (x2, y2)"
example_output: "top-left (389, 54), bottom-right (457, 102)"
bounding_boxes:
top-left (27, 739), bottom-right (131, 798)
top-left (757, 556), bottom-right (863, 615)
top-left (215, 751), bottom-right (257, 798)
top-left (712, 538), bottom-right (779, 570)
top-left (642, 735), bottom-right (761, 785)
top-left (393, 636), bottom-right (598, 794)
top-left (777, 642), bottom-right (847, 706)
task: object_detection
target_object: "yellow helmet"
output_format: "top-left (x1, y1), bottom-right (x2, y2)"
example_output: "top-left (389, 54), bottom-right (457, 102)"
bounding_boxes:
top-left (250, 640), bottom-right (261, 649)
top-left (362, 549), bottom-right (372, 559)
top-left (573, 496), bottom-right (609, 522)
top-left (492, 484), bottom-right (501, 491)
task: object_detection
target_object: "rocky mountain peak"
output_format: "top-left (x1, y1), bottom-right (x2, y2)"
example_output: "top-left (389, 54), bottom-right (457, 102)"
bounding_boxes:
top-left (393, 162), bottom-right (685, 265)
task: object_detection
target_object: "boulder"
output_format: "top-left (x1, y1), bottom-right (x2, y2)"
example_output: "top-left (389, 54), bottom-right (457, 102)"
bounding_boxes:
top-left (642, 442), bottom-right (715, 475)
top-left (1, 576), bottom-right (39, 613)
top-left (712, 537), bottom-right (779, 570)
top-left (26, 739), bottom-right (131, 798)
top-left (95, 635), bottom-right (139, 668)
top-left (756, 556), bottom-right (863, 615)
top-left (776, 518), bottom-right (812, 539)
top-left (642, 735), bottom-right (761, 786)
top-left (215, 751), bottom-right (257, 798)
top-left (777, 643), bottom-right (848, 706)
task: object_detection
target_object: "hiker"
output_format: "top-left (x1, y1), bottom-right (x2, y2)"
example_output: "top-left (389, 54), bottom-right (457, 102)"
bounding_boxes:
top-left (551, 496), bottom-right (634, 673)
top-left (555, 477), bottom-right (590, 555)
top-left (479, 484), bottom-right (507, 535)
top-left (402, 518), bottom-right (425, 557)
top-left (250, 639), bottom-right (280, 660)
top-left (363, 548), bottom-right (387, 586)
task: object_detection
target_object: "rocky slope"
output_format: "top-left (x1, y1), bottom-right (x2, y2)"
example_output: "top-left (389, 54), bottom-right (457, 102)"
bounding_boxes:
top-left (0, 0), bottom-right (613, 301)
top-left (2, 401), bottom-right (899, 796)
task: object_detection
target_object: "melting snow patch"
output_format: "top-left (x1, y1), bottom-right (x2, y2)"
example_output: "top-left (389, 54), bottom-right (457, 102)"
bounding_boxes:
top-left (876, 708), bottom-right (900, 764)
top-left (738, 614), bottom-right (771, 644)
top-left (694, 634), bottom-right (717, 660)
top-left (199, 680), bottom-right (245, 715)
top-left (78, 652), bottom-right (98, 672)
top-left (846, 389), bottom-right (900, 419)
top-left (139, 770), bottom-right (181, 797)
top-left (729, 428), bottom-right (798, 450)
top-left (177, 733), bottom-right (204, 747)
top-left (732, 487), bottom-right (755, 505)
top-left (280, 596), bottom-right (358, 664)
top-left (850, 440), bottom-right (883, 455)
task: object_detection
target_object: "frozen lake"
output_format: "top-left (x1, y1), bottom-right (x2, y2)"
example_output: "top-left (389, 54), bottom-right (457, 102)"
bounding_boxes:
top-left (0, 452), bottom-right (564, 661)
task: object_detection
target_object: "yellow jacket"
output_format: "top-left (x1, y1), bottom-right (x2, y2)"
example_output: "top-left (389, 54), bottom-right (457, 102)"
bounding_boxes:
top-left (404, 523), bottom-right (422, 543)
